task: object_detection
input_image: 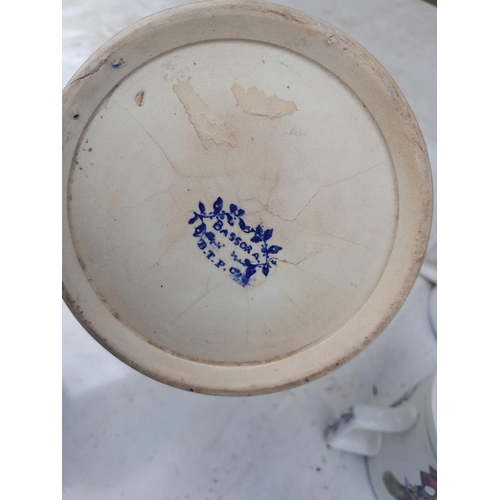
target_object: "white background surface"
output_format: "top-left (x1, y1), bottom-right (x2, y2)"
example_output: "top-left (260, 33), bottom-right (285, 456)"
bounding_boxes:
top-left (62, 1), bottom-right (436, 499)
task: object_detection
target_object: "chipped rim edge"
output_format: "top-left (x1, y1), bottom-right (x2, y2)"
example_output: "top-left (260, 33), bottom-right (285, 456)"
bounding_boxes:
top-left (62, 0), bottom-right (433, 396)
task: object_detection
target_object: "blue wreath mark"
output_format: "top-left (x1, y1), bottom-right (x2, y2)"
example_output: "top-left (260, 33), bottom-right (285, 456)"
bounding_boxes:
top-left (189, 197), bottom-right (283, 287)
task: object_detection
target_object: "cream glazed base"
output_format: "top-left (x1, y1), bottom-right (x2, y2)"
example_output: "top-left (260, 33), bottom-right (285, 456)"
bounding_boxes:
top-left (62, 1), bottom-right (432, 395)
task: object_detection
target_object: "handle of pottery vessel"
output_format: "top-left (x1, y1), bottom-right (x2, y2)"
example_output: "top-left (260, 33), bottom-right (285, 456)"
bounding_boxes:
top-left (325, 403), bottom-right (418, 457)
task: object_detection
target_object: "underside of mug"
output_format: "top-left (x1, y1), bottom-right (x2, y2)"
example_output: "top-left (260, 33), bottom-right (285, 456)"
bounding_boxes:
top-left (62, 0), bottom-right (432, 395)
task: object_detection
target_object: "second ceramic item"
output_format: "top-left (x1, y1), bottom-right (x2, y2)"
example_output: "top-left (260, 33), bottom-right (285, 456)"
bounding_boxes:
top-left (326, 372), bottom-right (437, 500)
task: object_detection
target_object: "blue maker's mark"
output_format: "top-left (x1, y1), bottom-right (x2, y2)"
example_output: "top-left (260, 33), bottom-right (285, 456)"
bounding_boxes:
top-left (189, 197), bottom-right (283, 287)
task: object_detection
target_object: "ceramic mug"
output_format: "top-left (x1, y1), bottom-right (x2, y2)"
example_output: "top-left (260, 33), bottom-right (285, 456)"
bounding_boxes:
top-left (62, 0), bottom-right (433, 395)
top-left (326, 372), bottom-right (436, 500)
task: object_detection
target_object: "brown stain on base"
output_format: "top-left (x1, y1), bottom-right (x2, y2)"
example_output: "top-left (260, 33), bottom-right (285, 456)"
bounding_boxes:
top-left (135, 90), bottom-right (145, 107)
top-left (231, 83), bottom-right (297, 118)
top-left (172, 77), bottom-right (238, 149)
